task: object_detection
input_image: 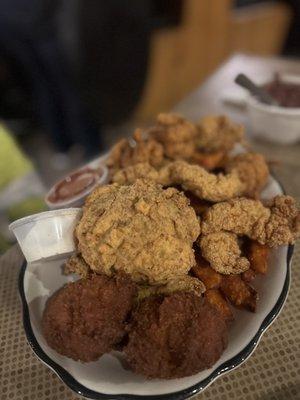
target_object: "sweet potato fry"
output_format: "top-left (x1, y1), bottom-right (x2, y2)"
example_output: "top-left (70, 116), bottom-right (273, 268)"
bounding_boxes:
top-left (192, 253), bottom-right (223, 289)
top-left (245, 241), bottom-right (269, 275)
top-left (204, 289), bottom-right (234, 322)
top-left (220, 275), bottom-right (258, 312)
top-left (190, 150), bottom-right (226, 170)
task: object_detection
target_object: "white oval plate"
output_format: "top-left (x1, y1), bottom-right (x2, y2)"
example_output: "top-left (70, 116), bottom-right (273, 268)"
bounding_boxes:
top-left (19, 175), bottom-right (293, 400)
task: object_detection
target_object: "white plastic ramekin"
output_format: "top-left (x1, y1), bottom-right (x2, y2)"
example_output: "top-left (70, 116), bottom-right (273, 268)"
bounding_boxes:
top-left (45, 163), bottom-right (108, 209)
top-left (247, 75), bottom-right (300, 144)
top-left (9, 208), bottom-right (82, 263)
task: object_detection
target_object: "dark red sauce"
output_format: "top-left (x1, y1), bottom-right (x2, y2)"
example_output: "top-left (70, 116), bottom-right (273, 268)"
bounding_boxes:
top-left (48, 167), bottom-right (101, 203)
top-left (263, 75), bottom-right (300, 108)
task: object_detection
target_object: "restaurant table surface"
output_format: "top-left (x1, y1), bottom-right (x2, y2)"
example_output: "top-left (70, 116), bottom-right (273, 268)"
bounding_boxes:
top-left (0, 54), bottom-right (300, 400)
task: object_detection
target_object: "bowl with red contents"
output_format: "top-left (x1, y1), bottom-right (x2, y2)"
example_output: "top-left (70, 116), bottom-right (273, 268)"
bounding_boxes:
top-left (247, 74), bottom-right (300, 144)
top-left (45, 163), bottom-right (108, 209)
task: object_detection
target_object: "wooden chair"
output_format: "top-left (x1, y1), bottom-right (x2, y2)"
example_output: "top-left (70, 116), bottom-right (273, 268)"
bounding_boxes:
top-left (134, 0), bottom-right (291, 122)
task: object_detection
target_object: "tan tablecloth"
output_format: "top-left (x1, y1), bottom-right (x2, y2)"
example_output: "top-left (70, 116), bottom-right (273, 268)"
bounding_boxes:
top-left (0, 244), bottom-right (299, 400)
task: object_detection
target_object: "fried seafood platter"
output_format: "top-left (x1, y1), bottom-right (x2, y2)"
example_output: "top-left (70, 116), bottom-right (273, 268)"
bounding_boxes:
top-left (20, 113), bottom-right (299, 397)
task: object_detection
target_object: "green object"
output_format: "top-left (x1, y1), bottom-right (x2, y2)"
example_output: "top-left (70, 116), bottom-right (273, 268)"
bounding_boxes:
top-left (8, 197), bottom-right (47, 222)
top-left (0, 124), bottom-right (33, 190)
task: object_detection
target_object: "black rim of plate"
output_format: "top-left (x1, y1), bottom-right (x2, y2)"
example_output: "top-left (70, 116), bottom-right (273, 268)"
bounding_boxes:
top-left (18, 175), bottom-right (294, 400)
top-left (18, 245), bottom-right (293, 400)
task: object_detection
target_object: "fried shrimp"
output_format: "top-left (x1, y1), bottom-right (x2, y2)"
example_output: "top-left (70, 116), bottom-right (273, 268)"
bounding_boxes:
top-left (200, 232), bottom-right (250, 274)
top-left (225, 152), bottom-right (269, 198)
top-left (199, 196), bottom-right (300, 274)
top-left (113, 160), bottom-right (244, 202)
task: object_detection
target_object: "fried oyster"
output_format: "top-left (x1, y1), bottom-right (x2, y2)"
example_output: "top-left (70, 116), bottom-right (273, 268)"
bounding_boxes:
top-left (196, 115), bottom-right (244, 153)
top-left (106, 129), bottom-right (165, 173)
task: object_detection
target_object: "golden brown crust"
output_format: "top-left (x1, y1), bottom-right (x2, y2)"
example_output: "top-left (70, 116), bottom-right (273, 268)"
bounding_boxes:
top-left (75, 179), bottom-right (200, 285)
top-left (199, 196), bottom-right (300, 274)
top-left (113, 160), bottom-right (244, 202)
top-left (225, 152), bottom-right (269, 198)
top-left (199, 232), bottom-right (250, 274)
top-left (106, 129), bottom-right (165, 173)
top-left (196, 115), bottom-right (244, 153)
top-left (148, 113), bottom-right (198, 159)
top-left (201, 196), bottom-right (300, 246)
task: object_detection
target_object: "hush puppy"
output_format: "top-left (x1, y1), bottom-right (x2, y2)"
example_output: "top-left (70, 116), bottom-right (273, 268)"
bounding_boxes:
top-left (42, 273), bottom-right (136, 362)
top-left (124, 292), bottom-right (228, 379)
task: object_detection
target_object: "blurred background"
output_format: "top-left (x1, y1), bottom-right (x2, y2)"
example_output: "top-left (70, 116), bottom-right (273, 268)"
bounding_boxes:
top-left (0, 0), bottom-right (299, 251)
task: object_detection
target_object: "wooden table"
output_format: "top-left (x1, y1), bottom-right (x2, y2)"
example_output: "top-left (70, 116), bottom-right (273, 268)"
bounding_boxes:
top-left (174, 53), bottom-right (300, 199)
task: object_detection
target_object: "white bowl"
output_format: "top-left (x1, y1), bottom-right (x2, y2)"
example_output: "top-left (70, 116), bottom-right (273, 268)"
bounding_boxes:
top-left (9, 208), bottom-right (82, 263)
top-left (45, 163), bottom-right (108, 209)
top-left (247, 75), bottom-right (300, 144)
top-left (17, 176), bottom-right (293, 399)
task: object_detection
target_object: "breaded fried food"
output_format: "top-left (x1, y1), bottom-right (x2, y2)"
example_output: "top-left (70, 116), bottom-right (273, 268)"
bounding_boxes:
top-left (189, 150), bottom-right (227, 170)
top-left (75, 179), bottom-right (200, 285)
top-left (196, 115), bottom-right (244, 153)
top-left (42, 274), bottom-right (137, 362)
top-left (124, 292), bottom-right (228, 379)
top-left (226, 152), bottom-right (269, 198)
top-left (200, 196), bottom-right (300, 273)
top-left (106, 129), bottom-right (164, 172)
top-left (220, 275), bottom-right (258, 312)
top-left (64, 254), bottom-right (91, 278)
top-left (202, 196), bottom-right (300, 246)
top-left (113, 160), bottom-right (244, 202)
top-left (170, 160), bottom-right (243, 202)
top-left (148, 113), bottom-right (198, 159)
top-left (200, 232), bottom-right (250, 274)
top-left (204, 289), bottom-right (234, 322)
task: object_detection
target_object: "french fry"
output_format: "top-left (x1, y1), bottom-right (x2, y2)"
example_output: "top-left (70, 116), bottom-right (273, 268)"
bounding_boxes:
top-left (220, 275), bottom-right (258, 312)
top-left (204, 289), bottom-right (234, 322)
top-left (245, 241), bottom-right (269, 275)
top-left (192, 252), bottom-right (223, 290)
top-left (190, 150), bottom-right (226, 170)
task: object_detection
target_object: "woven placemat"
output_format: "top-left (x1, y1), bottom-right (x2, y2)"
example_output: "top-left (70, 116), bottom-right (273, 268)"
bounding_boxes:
top-left (0, 244), bottom-right (299, 400)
